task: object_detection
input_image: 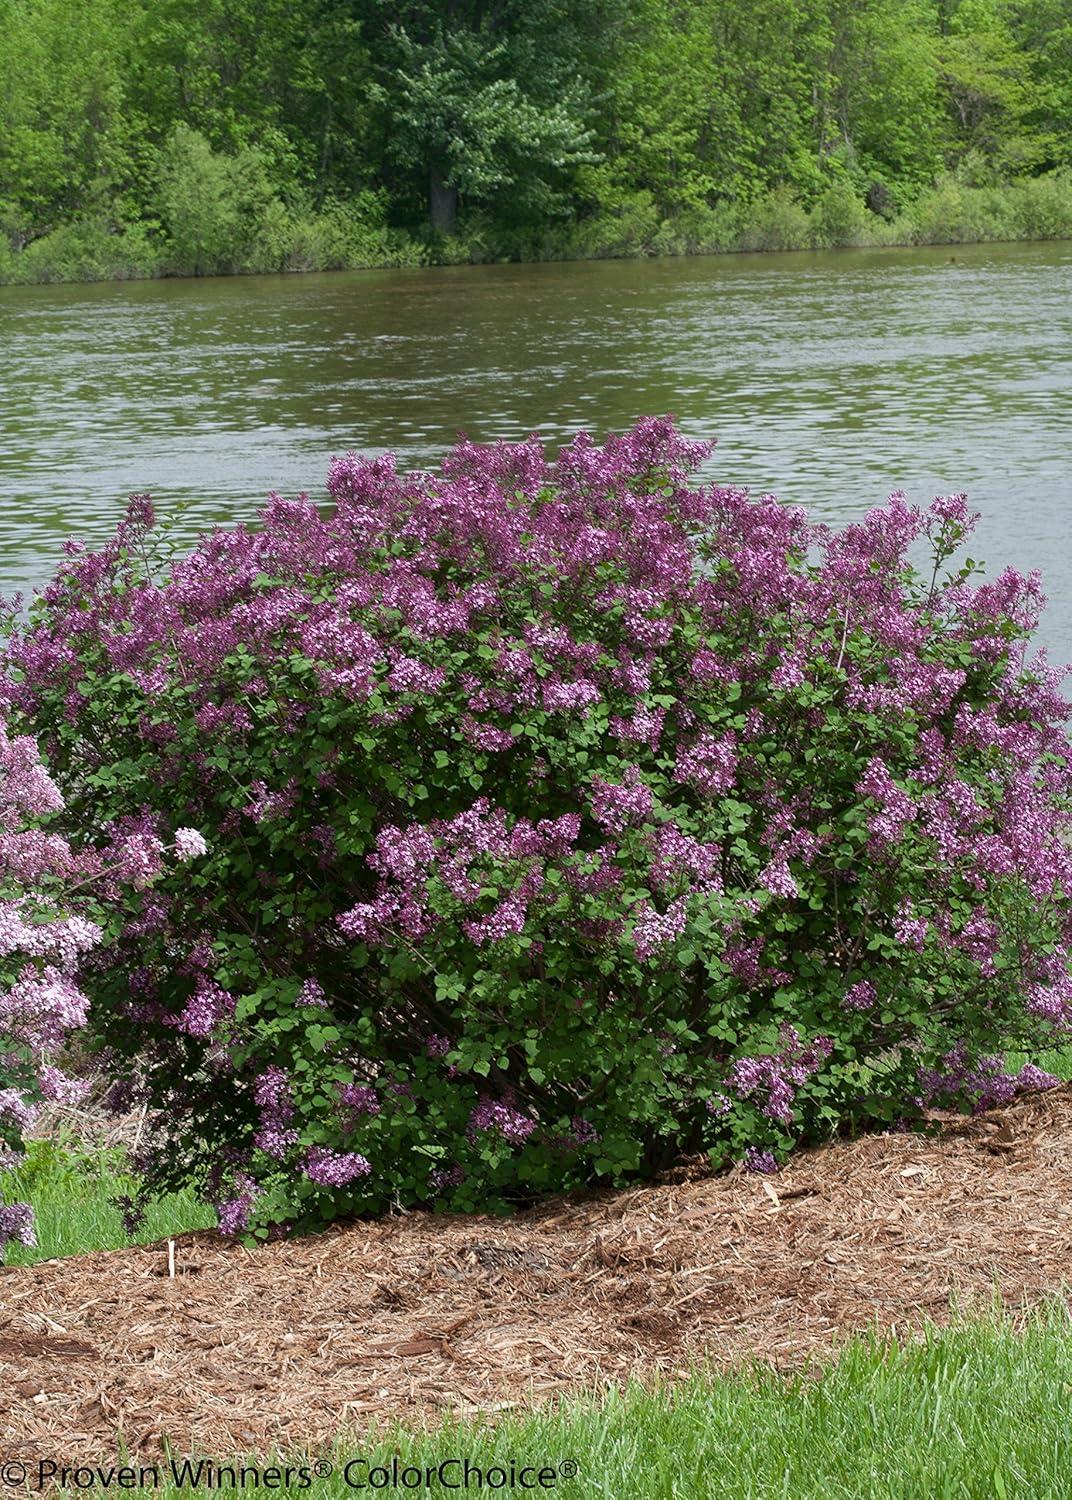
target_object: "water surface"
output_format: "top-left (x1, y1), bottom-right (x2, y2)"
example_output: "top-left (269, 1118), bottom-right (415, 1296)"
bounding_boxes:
top-left (1, 240), bottom-right (1069, 652)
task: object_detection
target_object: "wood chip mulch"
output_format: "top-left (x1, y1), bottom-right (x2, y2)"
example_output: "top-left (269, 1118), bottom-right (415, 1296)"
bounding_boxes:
top-left (4, 1084), bottom-right (1072, 1459)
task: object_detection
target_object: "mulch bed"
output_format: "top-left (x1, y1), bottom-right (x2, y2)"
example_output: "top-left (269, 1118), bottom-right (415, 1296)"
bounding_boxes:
top-left (4, 1084), bottom-right (1072, 1459)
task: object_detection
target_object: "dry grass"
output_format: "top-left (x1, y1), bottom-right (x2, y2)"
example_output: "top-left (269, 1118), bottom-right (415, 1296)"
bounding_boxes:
top-left (3, 1084), bottom-right (1072, 1460)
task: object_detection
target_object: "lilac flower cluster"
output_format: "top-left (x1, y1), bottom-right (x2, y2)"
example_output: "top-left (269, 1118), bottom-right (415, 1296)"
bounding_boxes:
top-left (429, 1163), bottom-right (466, 1192)
top-left (252, 1066), bottom-right (299, 1159)
top-left (674, 732), bottom-right (738, 795)
top-left (0, 1201), bottom-right (35, 1247)
top-left (726, 1025), bottom-right (834, 1126)
top-left (216, 1173), bottom-right (259, 1236)
top-left (178, 978), bottom-right (235, 1040)
top-left (468, 1095), bottom-right (537, 1144)
top-left (173, 827), bottom-right (209, 862)
top-left (296, 979), bottom-right (328, 1008)
top-left (339, 1082), bottom-right (380, 1117)
top-left (918, 1044), bottom-right (1060, 1114)
top-left (216, 1193), bottom-right (256, 1237)
top-left (302, 1146), bottom-right (372, 1186)
top-left (590, 767), bottom-right (654, 834)
top-left (842, 980), bottom-right (877, 1012)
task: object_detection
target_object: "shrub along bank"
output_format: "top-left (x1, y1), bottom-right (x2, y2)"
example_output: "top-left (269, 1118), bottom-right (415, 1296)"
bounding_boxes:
top-left (2, 420), bottom-right (1069, 1247)
top-left (2, 170), bottom-right (1072, 285)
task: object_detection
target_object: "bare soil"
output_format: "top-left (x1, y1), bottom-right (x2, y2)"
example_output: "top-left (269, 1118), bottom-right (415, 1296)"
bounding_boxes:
top-left (3, 1085), bottom-right (1072, 1459)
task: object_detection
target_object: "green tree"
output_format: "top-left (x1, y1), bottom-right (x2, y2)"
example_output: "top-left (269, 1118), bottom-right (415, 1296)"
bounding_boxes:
top-left (814, 0), bottom-right (944, 202)
top-left (1004, 0), bottom-right (1072, 167)
top-left (122, 0), bottom-right (379, 203)
top-left (935, 0), bottom-right (1047, 174)
top-left (356, 1), bottom-right (619, 234)
top-left (0, 0), bottom-right (132, 232)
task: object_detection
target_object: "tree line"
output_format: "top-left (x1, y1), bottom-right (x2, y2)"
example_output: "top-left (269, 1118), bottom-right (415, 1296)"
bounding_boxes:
top-left (2, 0), bottom-right (1071, 277)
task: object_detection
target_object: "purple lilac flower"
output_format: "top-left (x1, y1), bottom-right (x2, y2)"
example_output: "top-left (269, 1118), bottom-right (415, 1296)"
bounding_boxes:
top-left (178, 978), bottom-right (235, 1039)
top-left (36, 1065), bottom-right (89, 1104)
top-left (919, 1047), bottom-right (1062, 1114)
top-left (0, 1089), bottom-right (38, 1132)
top-left (215, 1175), bottom-right (260, 1236)
top-left (303, 1147), bottom-right (372, 1186)
top-left (726, 1025), bottom-right (833, 1126)
top-left (254, 1122), bottom-right (299, 1158)
top-left (339, 1082), bottom-right (380, 1116)
top-left (673, 732), bottom-right (737, 795)
top-left (253, 1066), bottom-right (292, 1112)
top-left (842, 981), bottom-right (877, 1012)
top-left (430, 1164), bottom-right (466, 1192)
top-left (114, 831), bottom-right (165, 887)
top-left (631, 895), bottom-right (689, 960)
top-left (0, 1201), bottom-right (35, 1248)
top-left (1014, 1063), bottom-right (1061, 1091)
top-left (759, 858), bottom-right (798, 900)
top-left (252, 1066), bottom-right (298, 1158)
top-left (468, 1096), bottom-right (536, 1145)
top-left (296, 979), bottom-right (328, 1007)
top-left (569, 1117), bottom-right (600, 1146)
top-left (893, 907), bottom-right (930, 956)
top-left (589, 766), bottom-right (654, 834)
top-left (216, 1196), bottom-right (254, 1236)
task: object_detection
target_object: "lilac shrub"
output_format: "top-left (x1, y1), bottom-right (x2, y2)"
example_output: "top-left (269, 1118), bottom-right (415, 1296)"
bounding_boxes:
top-left (3, 420), bottom-right (1070, 1238)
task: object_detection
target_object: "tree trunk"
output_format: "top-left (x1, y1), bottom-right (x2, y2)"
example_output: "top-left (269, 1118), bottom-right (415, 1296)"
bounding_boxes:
top-left (429, 167), bottom-right (458, 236)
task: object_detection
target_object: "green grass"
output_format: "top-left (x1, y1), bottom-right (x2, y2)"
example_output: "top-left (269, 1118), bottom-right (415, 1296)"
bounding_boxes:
top-left (2, 1136), bottom-right (214, 1266)
top-left (314, 1313), bottom-right (1072, 1500)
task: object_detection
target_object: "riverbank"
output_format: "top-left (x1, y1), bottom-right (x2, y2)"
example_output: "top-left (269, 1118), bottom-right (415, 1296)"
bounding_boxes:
top-left (4, 172), bottom-right (1072, 288)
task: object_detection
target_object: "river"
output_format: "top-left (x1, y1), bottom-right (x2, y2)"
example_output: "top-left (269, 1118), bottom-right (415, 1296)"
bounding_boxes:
top-left (1, 239), bottom-right (1069, 653)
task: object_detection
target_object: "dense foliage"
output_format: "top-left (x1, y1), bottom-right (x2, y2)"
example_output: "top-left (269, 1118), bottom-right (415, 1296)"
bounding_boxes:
top-left (2, 0), bottom-right (1072, 279)
top-left (3, 420), bottom-right (1070, 1238)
